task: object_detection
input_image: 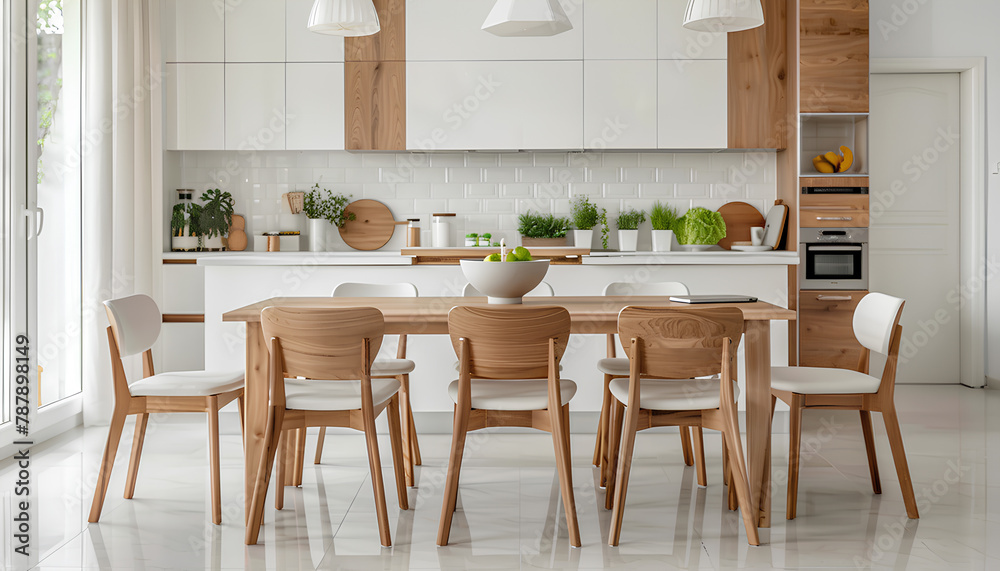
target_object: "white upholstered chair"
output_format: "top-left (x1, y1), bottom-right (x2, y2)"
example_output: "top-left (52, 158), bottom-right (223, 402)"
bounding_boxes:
top-left (89, 294), bottom-right (244, 525)
top-left (771, 292), bottom-right (919, 520)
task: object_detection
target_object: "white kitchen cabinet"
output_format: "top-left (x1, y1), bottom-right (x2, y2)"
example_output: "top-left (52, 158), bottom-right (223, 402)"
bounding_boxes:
top-left (658, 0), bottom-right (728, 60)
top-left (407, 61), bottom-right (583, 150)
top-left (584, 0), bottom-right (657, 60)
top-left (658, 59), bottom-right (727, 149)
top-left (161, 0), bottom-right (225, 62)
top-left (157, 324), bottom-right (206, 373)
top-left (165, 63), bottom-right (225, 150)
top-left (286, 63), bottom-right (345, 150)
top-left (406, 0), bottom-right (583, 61)
top-left (584, 60), bottom-right (657, 149)
top-left (225, 0), bottom-right (285, 62)
top-left (286, 0), bottom-right (345, 62)
top-left (225, 63), bottom-right (286, 151)
top-left (162, 263), bottom-right (205, 314)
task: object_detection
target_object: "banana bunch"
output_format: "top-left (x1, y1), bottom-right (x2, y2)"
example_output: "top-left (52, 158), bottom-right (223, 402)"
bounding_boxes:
top-left (812, 146), bottom-right (854, 174)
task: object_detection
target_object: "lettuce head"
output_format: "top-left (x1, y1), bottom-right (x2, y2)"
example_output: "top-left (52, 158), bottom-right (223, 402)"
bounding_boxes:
top-left (672, 207), bottom-right (727, 245)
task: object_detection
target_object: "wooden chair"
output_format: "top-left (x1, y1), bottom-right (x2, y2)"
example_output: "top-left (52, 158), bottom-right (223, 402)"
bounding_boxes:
top-left (605, 306), bottom-right (759, 546)
top-left (594, 282), bottom-right (705, 488)
top-left (438, 306), bottom-right (580, 547)
top-left (771, 292), bottom-right (919, 520)
top-left (462, 281), bottom-right (555, 297)
top-left (90, 294), bottom-right (244, 525)
top-left (311, 282), bottom-right (420, 488)
top-left (246, 307), bottom-right (408, 547)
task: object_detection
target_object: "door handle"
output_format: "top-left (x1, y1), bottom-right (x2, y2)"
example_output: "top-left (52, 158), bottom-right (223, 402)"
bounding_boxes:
top-left (816, 216), bottom-right (853, 221)
top-left (816, 295), bottom-right (853, 301)
top-left (23, 206), bottom-right (44, 239)
top-left (34, 207), bottom-right (44, 238)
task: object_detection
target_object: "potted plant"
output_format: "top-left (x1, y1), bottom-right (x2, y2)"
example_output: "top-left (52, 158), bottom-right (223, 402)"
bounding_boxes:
top-left (198, 188), bottom-right (235, 250)
top-left (465, 233), bottom-right (478, 247)
top-left (650, 202), bottom-right (679, 252)
top-left (302, 183), bottom-right (354, 252)
top-left (615, 209), bottom-right (646, 252)
top-left (170, 189), bottom-right (201, 251)
top-left (672, 206), bottom-right (727, 251)
top-left (570, 196), bottom-right (606, 249)
top-left (481, 232), bottom-right (492, 247)
top-left (517, 211), bottom-right (570, 247)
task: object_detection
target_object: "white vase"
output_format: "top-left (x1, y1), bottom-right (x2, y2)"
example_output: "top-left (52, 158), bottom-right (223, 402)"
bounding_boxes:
top-left (651, 229), bottom-right (674, 252)
top-left (618, 229), bottom-right (639, 252)
top-left (572, 229), bottom-right (593, 248)
top-left (308, 218), bottom-right (328, 252)
top-left (202, 235), bottom-right (224, 251)
top-left (171, 232), bottom-right (198, 252)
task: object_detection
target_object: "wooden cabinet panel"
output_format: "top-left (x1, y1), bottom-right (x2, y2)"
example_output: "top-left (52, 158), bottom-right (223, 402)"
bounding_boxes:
top-left (346, 0), bottom-right (406, 150)
top-left (727, 0), bottom-right (788, 149)
top-left (800, 0), bottom-right (869, 113)
top-left (801, 193), bottom-right (869, 227)
top-left (799, 289), bottom-right (867, 370)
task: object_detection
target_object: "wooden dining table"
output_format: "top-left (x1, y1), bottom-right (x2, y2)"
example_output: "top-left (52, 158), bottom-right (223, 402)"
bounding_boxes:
top-left (224, 295), bottom-right (795, 532)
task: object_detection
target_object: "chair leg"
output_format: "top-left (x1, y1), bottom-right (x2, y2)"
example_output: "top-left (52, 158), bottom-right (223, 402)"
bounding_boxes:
top-left (721, 409), bottom-right (760, 546)
top-left (608, 400), bottom-right (639, 547)
top-left (786, 394), bottom-right (803, 520)
top-left (207, 397), bottom-right (222, 525)
top-left (314, 427), bottom-right (326, 465)
top-left (386, 395), bottom-right (410, 510)
top-left (275, 430), bottom-right (287, 511)
top-left (124, 413), bottom-right (149, 500)
top-left (398, 376), bottom-right (415, 487)
top-left (860, 410), bottom-right (882, 494)
top-left (237, 394), bottom-right (245, 437)
top-left (437, 404), bottom-right (471, 546)
top-left (692, 426), bottom-right (707, 487)
top-left (881, 405), bottom-right (919, 519)
top-left (594, 374), bottom-right (612, 471)
top-left (293, 428), bottom-right (305, 487)
top-left (551, 403), bottom-right (581, 547)
top-left (246, 406), bottom-right (283, 545)
top-left (680, 426), bottom-right (694, 467)
top-left (408, 408), bottom-right (422, 466)
top-left (362, 403), bottom-right (392, 547)
top-left (89, 406), bottom-right (129, 523)
top-left (604, 399), bottom-right (625, 510)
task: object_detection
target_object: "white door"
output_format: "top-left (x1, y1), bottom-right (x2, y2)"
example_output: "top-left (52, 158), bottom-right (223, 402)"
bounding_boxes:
top-left (869, 73), bottom-right (962, 384)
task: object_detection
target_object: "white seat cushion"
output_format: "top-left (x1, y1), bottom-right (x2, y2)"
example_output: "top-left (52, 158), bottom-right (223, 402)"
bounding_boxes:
top-left (128, 370), bottom-right (244, 397)
top-left (371, 358), bottom-right (415, 376)
top-left (771, 366), bottom-right (881, 395)
top-left (447, 379), bottom-right (577, 411)
top-left (284, 378), bottom-right (401, 411)
top-left (609, 377), bottom-right (734, 411)
top-left (597, 358), bottom-right (630, 376)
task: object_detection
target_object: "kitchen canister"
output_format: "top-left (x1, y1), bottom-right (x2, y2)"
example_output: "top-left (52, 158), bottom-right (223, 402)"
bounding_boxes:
top-left (432, 213), bottom-right (456, 247)
top-left (406, 218), bottom-right (421, 247)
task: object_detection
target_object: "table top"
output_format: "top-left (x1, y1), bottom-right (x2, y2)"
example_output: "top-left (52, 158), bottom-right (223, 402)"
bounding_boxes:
top-left (224, 296), bottom-right (795, 335)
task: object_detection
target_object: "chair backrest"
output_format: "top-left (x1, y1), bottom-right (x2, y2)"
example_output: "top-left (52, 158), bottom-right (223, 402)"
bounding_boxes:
top-left (333, 282), bottom-right (418, 298)
top-left (603, 281), bottom-right (690, 297)
top-left (261, 306), bottom-right (384, 380)
top-left (462, 281), bottom-right (555, 297)
top-left (104, 294), bottom-right (162, 357)
top-left (448, 306), bottom-right (570, 380)
top-left (853, 293), bottom-right (905, 355)
top-left (617, 306), bottom-right (744, 379)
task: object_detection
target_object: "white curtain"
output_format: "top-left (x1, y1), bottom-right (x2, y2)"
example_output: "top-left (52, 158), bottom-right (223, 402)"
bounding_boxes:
top-left (82, 0), bottom-right (161, 425)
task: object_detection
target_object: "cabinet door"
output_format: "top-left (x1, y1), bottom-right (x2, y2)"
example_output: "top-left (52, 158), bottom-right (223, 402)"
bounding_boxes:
top-left (657, 0), bottom-right (727, 60)
top-left (658, 59), bottom-right (727, 149)
top-left (584, 60), bottom-right (657, 149)
top-left (407, 61), bottom-right (583, 150)
top-left (800, 0), bottom-right (869, 113)
top-left (157, 324), bottom-right (206, 373)
top-left (225, 63), bottom-right (286, 150)
top-left (406, 0), bottom-right (583, 61)
top-left (584, 0), bottom-right (656, 60)
top-left (287, 63), bottom-right (345, 150)
top-left (799, 290), bottom-right (867, 370)
top-left (225, 0), bottom-right (285, 62)
top-left (162, 264), bottom-right (205, 314)
top-left (162, 0), bottom-right (224, 62)
top-left (165, 63), bottom-right (225, 150)
top-left (286, 0), bottom-right (345, 62)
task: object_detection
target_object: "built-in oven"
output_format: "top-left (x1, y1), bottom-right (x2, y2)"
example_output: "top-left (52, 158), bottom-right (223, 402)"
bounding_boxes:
top-left (799, 228), bottom-right (868, 290)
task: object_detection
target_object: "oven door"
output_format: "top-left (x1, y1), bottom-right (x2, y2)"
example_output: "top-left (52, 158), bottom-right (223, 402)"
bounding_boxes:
top-left (800, 244), bottom-right (868, 289)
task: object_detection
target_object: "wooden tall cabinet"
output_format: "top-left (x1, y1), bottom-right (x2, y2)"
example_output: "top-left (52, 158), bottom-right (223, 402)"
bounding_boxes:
top-left (799, 290), bottom-right (867, 371)
top-left (799, 0), bottom-right (869, 113)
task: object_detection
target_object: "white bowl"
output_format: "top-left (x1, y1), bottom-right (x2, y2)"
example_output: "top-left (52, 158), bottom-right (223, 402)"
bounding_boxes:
top-left (459, 259), bottom-right (550, 304)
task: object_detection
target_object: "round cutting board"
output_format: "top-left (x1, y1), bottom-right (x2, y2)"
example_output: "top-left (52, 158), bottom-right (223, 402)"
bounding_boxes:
top-left (717, 202), bottom-right (765, 250)
top-left (339, 199), bottom-right (397, 251)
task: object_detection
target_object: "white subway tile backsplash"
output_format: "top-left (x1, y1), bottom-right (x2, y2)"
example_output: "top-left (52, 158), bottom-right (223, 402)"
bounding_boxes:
top-left (484, 168), bottom-right (517, 183)
top-left (467, 184), bottom-right (499, 198)
top-left (518, 198), bottom-right (551, 213)
top-left (328, 152), bottom-right (365, 167)
top-left (711, 183), bottom-right (745, 199)
top-left (345, 168), bottom-right (382, 183)
top-left (518, 167), bottom-right (552, 184)
top-left (501, 183), bottom-right (534, 198)
top-left (431, 184), bottom-right (466, 199)
top-left (533, 153), bottom-right (569, 167)
top-left (657, 167), bottom-right (692, 183)
top-left (746, 183), bottom-right (776, 200)
top-left (448, 198), bottom-right (482, 213)
top-left (623, 168), bottom-right (656, 183)
top-left (485, 199), bottom-right (515, 213)
top-left (693, 169), bottom-right (728, 184)
top-left (395, 183), bottom-right (431, 199)
top-left (673, 153), bottom-right (712, 170)
top-left (535, 182), bottom-right (568, 199)
top-left (567, 152), bottom-right (603, 168)
top-left (311, 168), bottom-right (344, 184)
top-left (398, 153), bottom-right (430, 169)
top-left (380, 167), bottom-right (413, 183)
top-left (465, 153), bottom-right (499, 167)
top-left (293, 152), bottom-right (329, 168)
top-left (498, 153), bottom-right (534, 167)
top-left (568, 183), bottom-right (603, 197)
top-left (447, 168), bottom-right (482, 183)
top-left (412, 168), bottom-right (447, 183)
top-left (638, 153), bottom-right (675, 167)
top-left (361, 183), bottom-right (394, 200)
top-left (605, 183), bottom-right (639, 198)
top-left (362, 153), bottom-right (398, 167)
top-left (602, 153), bottom-right (639, 167)
top-left (429, 153), bottom-right (467, 167)
top-left (552, 167), bottom-right (587, 183)
top-left (588, 168), bottom-right (620, 183)
top-left (639, 184), bottom-right (675, 198)
top-left (414, 198), bottom-right (448, 213)
top-left (676, 183), bottom-right (710, 198)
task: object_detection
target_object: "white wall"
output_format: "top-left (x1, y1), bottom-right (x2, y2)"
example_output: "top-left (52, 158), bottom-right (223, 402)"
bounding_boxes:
top-left (869, 0), bottom-right (1000, 385)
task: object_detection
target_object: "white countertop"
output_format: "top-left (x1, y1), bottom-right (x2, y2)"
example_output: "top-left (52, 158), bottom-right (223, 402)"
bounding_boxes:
top-left (583, 251), bottom-right (799, 265)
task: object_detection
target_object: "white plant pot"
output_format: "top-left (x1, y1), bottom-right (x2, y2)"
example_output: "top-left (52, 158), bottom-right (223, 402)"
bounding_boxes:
top-left (651, 229), bottom-right (674, 252)
top-left (202, 235), bottom-right (224, 251)
top-left (171, 234), bottom-right (199, 252)
top-left (572, 229), bottom-right (593, 248)
top-left (618, 229), bottom-right (639, 252)
top-left (308, 218), bottom-right (328, 252)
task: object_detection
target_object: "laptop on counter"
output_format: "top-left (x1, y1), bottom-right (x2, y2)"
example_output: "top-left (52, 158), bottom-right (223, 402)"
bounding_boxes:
top-left (669, 295), bottom-right (758, 304)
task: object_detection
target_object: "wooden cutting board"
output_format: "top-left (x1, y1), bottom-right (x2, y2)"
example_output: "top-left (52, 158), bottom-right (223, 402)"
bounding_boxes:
top-left (339, 199), bottom-right (397, 251)
top-left (717, 202), bottom-right (765, 250)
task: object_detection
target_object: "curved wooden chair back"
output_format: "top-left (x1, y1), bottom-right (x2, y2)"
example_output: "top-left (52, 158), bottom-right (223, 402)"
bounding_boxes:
top-left (261, 307), bottom-right (384, 381)
top-left (617, 306), bottom-right (744, 380)
top-left (448, 306), bottom-right (570, 380)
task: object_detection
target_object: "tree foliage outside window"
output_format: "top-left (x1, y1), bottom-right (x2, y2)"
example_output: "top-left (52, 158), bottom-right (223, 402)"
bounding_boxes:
top-left (37, 0), bottom-right (64, 184)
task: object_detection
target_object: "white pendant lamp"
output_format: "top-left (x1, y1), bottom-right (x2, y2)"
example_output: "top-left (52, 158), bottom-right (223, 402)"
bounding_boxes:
top-left (308, 0), bottom-right (380, 37)
top-left (482, 0), bottom-right (573, 37)
top-left (683, 0), bottom-right (764, 33)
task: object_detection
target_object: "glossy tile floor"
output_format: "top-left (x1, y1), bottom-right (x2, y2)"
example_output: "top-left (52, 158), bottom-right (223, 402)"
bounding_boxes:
top-left (2, 385), bottom-right (997, 570)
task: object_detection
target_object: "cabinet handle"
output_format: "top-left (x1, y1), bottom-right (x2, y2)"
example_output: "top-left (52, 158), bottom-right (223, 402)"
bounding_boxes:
top-left (816, 216), bottom-right (853, 221)
top-left (816, 295), bottom-right (853, 301)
